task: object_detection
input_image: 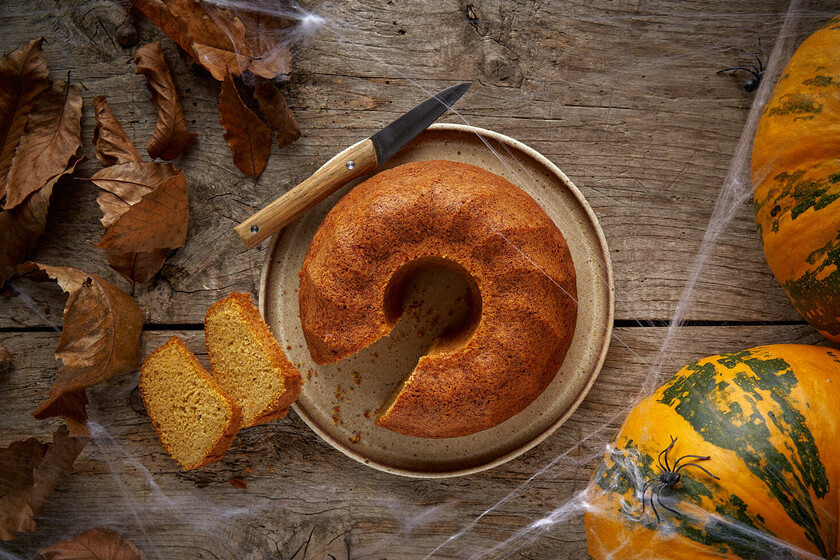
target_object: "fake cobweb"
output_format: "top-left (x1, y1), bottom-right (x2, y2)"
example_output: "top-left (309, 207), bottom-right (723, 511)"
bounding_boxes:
top-left (0, 0), bottom-right (836, 558)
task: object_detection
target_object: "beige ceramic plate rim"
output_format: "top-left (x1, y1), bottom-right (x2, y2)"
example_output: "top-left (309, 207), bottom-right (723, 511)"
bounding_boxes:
top-left (259, 123), bottom-right (615, 478)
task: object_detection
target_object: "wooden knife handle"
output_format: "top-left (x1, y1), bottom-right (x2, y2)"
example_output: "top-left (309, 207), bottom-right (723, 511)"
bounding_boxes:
top-left (235, 139), bottom-right (379, 249)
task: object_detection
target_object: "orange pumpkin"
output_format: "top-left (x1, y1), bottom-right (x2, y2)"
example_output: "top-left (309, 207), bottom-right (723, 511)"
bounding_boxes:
top-left (585, 344), bottom-right (840, 559)
top-left (753, 14), bottom-right (840, 341)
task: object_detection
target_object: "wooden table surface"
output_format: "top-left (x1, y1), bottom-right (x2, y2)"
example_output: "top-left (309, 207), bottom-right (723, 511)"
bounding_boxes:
top-left (1, 1), bottom-right (837, 558)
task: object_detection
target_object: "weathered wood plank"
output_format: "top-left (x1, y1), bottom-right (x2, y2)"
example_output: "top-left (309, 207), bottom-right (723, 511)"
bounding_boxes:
top-left (3, 1), bottom-right (840, 559)
top-left (1, 0), bottom-right (837, 327)
top-left (0, 325), bottom-right (827, 559)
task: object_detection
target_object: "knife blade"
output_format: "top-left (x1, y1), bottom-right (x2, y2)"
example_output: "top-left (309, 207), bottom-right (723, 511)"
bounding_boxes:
top-left (235, 82), bottom-right (471, 249)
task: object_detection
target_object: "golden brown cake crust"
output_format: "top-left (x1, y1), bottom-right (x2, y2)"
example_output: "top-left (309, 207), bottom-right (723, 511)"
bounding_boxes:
top-left (205, 293), bottom-right (303, 427)
top-left (139, 336), bottom-right (241, 470)
top-left (299, 160), bottom-right (578, 438)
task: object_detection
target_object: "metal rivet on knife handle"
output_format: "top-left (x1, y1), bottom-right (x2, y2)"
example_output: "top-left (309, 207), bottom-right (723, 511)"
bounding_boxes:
top-left (235, 83), bottom-right (470, 249)
top-left (235, 139), bottom-right (378, 249)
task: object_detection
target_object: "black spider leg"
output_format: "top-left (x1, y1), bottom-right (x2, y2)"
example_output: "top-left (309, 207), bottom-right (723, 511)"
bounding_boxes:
top-left (658, 436), bottom-right (677, 471)
top-left (758, 38), bottom-right (768, 71)
top-left (655, 483), bottom-right (683, 518)
top-left (676, 462), bottom-right (721, 480)
top-left (740, 49), bottom-right (765, 74)
top-left (664, 436), bottom-right (677, 471)
top-left (672, 454), bottom-right (710, 470)
top-left (741, 38), bottom-right (767, 74)
top-left (649, 482), bottom-right (666, 523)
top-left (657, 446), bottom-right (667, 471)
top-left (631, 479), bottom-right (655, 519)
top-left (716, 65), bottom-right (761, 79)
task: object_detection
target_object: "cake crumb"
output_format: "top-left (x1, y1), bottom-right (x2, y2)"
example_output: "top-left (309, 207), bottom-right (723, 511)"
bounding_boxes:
top-left (352, 372), bottom-right (361, 386)
top-left (268, 465), bottom-right (274, 473)
top-left (349, 433), bottom-right (361, 444)
top-left (229, 477), bottom-right (247, 490)
top-left (245, 466), bottom-right (252, 473)
top-left (335, 385), bottom-right (347, 402)
top-left (363, 410), bottom-right (371, 419)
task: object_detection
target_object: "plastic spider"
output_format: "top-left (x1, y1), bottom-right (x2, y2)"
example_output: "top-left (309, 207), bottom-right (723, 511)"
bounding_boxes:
top-left (717, 39), bottom-right (768, 92)
top-left (633, 436), bottom-right (720, 523)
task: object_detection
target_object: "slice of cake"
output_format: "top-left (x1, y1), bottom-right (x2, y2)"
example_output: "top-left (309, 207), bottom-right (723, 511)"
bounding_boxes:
top-left (204, 293), bottom-right (302, 428)
top-left (139, 336), bottom-right (241, 470)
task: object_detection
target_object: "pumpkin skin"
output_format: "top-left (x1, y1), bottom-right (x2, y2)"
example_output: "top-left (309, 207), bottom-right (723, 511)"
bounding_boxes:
top-left (752, 15), bottom-right (840, 342)
top-left (585, 344), bottom-right (840, 559)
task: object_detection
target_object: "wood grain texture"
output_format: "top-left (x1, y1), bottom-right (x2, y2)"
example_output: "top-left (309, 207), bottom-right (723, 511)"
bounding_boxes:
top-left (2, 0), bottom-right (840, 558)
top-left (0, 0), bottom-right (835, 326)
top-left (0, 325), bottom-right (828, 558)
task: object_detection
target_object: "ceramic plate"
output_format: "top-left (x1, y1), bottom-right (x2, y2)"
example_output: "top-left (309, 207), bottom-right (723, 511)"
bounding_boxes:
top-left (259, 123), bottom-right (614, 478)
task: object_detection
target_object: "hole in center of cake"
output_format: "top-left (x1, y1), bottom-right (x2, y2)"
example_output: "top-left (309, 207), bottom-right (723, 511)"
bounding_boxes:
top-left (383, 256), bottom-right (482, 348)
top-left (297, 257), bottom-right (485, 441)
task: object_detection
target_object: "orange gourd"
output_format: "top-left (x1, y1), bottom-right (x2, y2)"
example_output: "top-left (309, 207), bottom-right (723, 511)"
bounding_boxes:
top-left (585, 344), bottom-right (840, 559)
top-left (753, 15), bottom-right (840, 341)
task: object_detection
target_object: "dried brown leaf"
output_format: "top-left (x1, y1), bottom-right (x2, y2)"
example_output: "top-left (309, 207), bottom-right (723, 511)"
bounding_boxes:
top-left (130, 0), bottom-right (252, 80)
top-left (17, 263), bottom-right (144, 434)
top-left (129, 0), bottom-right (294, 80)
top-left (98, 176), bottom-right (188, 283)
top-left (171, 0), bottom-right (252, 79)
top-left (37, 527), bottom-right (145, 560)
top-left (3, 80), bottom-right (83, 210)
top-left (0, 425), bottom-right (88, 541)
top-left (254, 77), bottom-right (300, 149)
top-left (237, 10), bottom-right (293, 79)
top-left (133, 42), bottom-right (196, 160)
top-left (0, 44), bottom-right (84, 284)
top-left (0, 38), bottom-right (51, 202)
top-left (90, 162), bottom-right (180, 228)
top-left (97, 173), bottom-right (188, 252)
top-left (219, 71), bottom-right (270, 176)
top-left (0, 154), bottom-right (84, 286)
top-left (103, 249), bottom-right (169, 285)
top-left (128, 0), bottom-right (196, 58)
top-left (89, 161), bottom-right (189, 283)
top-left (93, 96), bottom-right (143, 166)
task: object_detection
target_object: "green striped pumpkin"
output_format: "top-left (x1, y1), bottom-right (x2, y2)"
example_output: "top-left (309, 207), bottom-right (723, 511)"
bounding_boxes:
top-left (752, 14), bottom-right (840, 342)
top-left (585, 344), bottom-right (840, 559)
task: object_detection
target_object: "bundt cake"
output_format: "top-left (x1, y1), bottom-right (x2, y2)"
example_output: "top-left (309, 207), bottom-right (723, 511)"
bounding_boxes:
top-left (205, 292), bottom-right (302, 427)
top-left (299, 160), bottom-right (577, 438)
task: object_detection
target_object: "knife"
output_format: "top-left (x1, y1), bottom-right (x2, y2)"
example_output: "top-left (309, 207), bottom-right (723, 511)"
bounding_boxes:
top-left (235, 82), bottom-right (471, 248)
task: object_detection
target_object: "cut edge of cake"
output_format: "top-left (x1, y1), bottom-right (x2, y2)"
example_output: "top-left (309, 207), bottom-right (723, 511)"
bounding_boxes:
top-left (204, 292), bottom-right (303, 428)
top-left (139, 336), bottom-right (242, 470)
